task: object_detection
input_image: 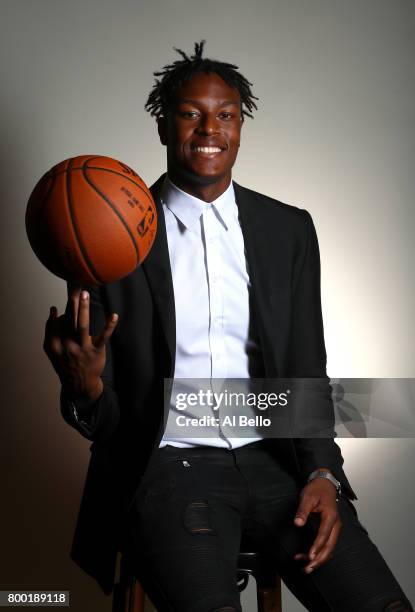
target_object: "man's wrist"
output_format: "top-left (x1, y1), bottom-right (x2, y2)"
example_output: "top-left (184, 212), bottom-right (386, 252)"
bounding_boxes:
top-left (307, 468), bottom-right (342, 499)
top-left (62, 378), bottom-right (104, 408)
top-left (84, 378), bottom-right (104, 403)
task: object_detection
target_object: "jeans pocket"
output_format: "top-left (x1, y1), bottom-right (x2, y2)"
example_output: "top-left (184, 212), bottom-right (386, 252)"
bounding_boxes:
top-left (143, 458), bottom-right (196, 506)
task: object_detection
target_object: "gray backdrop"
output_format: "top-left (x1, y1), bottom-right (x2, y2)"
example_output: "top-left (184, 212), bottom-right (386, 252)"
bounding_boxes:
top-left (1, 0), bottom-right (414, 610)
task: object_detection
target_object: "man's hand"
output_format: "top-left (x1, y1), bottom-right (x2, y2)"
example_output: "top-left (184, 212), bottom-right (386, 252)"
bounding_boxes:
top-left (43, 286), bottom-right (119, 401)
top-left (293, 476), bottom-right (342, 574)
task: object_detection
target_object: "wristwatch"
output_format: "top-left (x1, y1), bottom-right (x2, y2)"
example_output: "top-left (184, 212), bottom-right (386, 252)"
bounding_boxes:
top-left (307, 469), bottom-right (342, 501)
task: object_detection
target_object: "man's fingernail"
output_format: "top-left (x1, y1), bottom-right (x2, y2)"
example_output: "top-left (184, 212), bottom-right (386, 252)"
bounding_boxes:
top-left (310, 551), bottom-right (316, 559)
top-left (81, 291), bottom-right (89, 300)
top-left (306, 566), bottom-right (315, 573)
top-left (295, 517), bottom-right (304, 525)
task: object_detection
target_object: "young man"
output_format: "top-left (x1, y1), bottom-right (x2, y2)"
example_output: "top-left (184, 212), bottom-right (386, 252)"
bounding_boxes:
top-left (45, 42), bottom-right (412, 611)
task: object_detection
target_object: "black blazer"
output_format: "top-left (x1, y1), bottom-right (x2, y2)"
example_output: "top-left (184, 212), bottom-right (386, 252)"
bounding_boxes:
top-left (60, 174), bottom-right (357, 595)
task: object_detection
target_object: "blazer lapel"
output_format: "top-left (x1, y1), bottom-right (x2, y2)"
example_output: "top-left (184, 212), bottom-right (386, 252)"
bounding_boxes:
top-left (141, 174), bottom-right (176, 372)
top-left (233, 181), bottom-right (284, 377)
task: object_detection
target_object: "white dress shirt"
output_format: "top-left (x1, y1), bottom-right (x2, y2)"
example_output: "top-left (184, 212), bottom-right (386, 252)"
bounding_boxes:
top-left (159, 175), bottom-right (264, 449)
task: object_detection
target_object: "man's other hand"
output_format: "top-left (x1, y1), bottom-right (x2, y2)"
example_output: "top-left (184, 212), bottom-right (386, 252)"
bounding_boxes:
top-left (293, 477), bottom-right (342, 574)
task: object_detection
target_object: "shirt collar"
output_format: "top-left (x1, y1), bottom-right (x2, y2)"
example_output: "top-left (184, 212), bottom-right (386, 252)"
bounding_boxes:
top-left (160, 175), bottom-right (236, 232)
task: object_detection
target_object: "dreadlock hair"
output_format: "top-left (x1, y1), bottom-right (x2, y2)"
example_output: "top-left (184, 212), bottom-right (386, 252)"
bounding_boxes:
top-left (145, 40), bottom-right (259, 120)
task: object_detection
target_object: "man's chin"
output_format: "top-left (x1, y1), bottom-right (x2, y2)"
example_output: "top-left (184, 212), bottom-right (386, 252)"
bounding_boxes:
top-left (177, 166), bottom-right (229, 186)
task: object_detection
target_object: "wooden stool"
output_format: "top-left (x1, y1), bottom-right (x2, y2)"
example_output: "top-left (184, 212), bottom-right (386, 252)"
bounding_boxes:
top-left (113, 550), bottom-right (282, 612)
top-left (237, 550), bottom-right (282, 612)
top-left (112, 552), bottom-right (145, 612)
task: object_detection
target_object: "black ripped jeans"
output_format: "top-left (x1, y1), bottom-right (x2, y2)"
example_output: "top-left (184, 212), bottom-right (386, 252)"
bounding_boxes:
top-left (124, 441), bottom-right (413, 612)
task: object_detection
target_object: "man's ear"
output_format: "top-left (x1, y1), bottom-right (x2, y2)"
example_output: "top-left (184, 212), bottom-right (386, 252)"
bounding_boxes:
top-left (157, 116), bottom-right (168, 146)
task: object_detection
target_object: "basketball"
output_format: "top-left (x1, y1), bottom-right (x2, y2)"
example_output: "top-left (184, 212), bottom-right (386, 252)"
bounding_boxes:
top-left (25, 155), bottom-right (157, 285)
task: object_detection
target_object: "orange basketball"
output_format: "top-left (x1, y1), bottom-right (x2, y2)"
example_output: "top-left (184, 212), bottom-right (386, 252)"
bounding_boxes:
top-left (25, 155), bottom-right (157, 285)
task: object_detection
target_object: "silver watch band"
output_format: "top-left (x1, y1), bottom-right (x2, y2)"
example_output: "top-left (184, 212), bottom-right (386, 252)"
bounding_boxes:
top-left (307, 469), bottom-right (342, 499)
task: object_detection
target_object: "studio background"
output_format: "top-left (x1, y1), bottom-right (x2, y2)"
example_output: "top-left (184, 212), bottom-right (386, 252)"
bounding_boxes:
top-left (1, 0), bottom-right (414, 610)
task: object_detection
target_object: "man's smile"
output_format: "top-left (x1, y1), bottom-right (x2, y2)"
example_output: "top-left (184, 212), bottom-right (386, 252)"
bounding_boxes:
top-left (190, 144), bottom-right (227, 156)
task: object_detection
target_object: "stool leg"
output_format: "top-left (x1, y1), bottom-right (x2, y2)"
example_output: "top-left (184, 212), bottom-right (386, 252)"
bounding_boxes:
top-left (124, 577), bottom-right (145, 612)
top-left (257, 575), bottom-right (282, 612)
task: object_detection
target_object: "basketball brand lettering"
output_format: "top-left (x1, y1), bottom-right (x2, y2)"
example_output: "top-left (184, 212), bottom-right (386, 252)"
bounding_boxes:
top-left (121, 186), bottom-right (145, 211)
top-left (119, 162), bottom-right (139, 178)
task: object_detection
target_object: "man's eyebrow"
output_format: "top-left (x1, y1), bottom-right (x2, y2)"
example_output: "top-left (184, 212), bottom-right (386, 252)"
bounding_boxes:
top-left (177, 99), bottom-right (240, 107)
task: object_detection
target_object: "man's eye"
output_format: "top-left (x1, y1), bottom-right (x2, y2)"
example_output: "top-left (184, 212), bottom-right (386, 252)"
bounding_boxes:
top-left (181, 111), bottom-right (198, 118)
top-left (219, 112), bottom-right (233, 120)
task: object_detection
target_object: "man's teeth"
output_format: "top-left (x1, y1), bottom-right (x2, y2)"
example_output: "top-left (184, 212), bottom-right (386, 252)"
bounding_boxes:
top-left (193, 146), bottom-right (222, 153)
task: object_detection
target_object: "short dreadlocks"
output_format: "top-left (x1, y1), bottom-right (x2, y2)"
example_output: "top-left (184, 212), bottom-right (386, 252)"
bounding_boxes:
top-left (145, 40), bottom-right (258, 120)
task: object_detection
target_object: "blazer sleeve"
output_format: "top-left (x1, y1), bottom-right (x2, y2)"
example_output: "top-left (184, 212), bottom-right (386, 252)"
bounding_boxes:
top-left (59, 282), bottom-right (121, 443)
top-left (288, 210), bottom-right (357, 500)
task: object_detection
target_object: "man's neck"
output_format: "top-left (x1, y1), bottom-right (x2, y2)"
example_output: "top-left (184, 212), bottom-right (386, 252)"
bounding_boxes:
top-left (166, 171), bottom-right (232, 203)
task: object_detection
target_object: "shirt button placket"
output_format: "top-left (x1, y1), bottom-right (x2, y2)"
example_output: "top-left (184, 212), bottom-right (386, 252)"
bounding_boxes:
top-left (203, 207), bottom-right (226, 379)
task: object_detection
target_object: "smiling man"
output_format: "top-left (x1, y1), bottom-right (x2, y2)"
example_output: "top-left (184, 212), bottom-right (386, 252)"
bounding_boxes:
top-left (46, 41), bottom-right (412, 611)
top-left (156, 71), bottom-right (242, 201)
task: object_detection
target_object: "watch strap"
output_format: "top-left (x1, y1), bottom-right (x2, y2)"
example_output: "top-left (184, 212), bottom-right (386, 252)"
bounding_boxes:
top-left (307, 469), bottom-right (342, 500)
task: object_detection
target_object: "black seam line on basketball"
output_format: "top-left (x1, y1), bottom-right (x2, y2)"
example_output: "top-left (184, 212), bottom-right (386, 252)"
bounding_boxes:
top-left (83, 155), bottom-right (152, 204)
top-left (91, 168), bottom-right (153, 206)
top-left (50, 167), bottom-right (154, 206)
top-left (81, 162), bottom-right (140, 267)
top-left (66, 158), bottom-right (103, 285)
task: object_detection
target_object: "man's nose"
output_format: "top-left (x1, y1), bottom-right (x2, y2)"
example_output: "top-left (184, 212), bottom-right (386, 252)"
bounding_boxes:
top-left (195, 114), bottom-right (219, 135)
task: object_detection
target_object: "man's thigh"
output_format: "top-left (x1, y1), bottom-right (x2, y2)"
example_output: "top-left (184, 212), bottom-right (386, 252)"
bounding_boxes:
top-left (126, 448), bottom-right (245, 612)
top-left (256, 494), bottom-right (412, 611)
